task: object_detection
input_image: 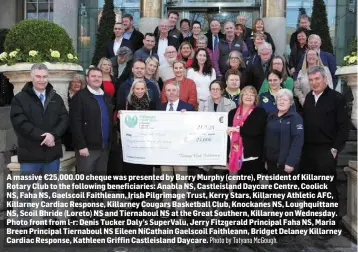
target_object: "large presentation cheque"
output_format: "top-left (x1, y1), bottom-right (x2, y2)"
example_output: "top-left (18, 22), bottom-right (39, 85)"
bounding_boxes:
top-left (120, 111), bottom-right (228, 166)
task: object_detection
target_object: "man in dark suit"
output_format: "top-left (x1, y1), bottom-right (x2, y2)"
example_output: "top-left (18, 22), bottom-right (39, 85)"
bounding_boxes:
top-left (158, 82), bottom-right (194, 112)
top-left (105, 22), bottom-right (133, 59)
top-left (122, 13), bottom-right (144, 52)
top-left (246, 42), bottom-right (273, 92)
top-left (158, 81), bottom-right (193, 213)
top-left (204, 20), bottom-right (224, 51)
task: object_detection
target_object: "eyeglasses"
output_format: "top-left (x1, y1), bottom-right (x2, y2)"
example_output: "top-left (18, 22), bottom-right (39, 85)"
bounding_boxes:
top-left (166, 51), bottom-right (176, 54)
top-left (243, 93), bottom-right (255, 98)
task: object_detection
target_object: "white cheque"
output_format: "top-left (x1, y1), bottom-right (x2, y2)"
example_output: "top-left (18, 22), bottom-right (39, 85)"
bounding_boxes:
top-left (120, 111), bottom-right (228, 166)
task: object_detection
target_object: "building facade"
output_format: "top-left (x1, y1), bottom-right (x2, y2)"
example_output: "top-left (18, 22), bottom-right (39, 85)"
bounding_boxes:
top-left (0, 0), bottom-right (356, 69)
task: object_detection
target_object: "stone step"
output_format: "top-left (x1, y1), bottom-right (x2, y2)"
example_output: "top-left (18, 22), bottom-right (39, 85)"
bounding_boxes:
top-left (341, 141), bottom-right (358, 154)
top-left (337, 154), bottom-right (357, 167)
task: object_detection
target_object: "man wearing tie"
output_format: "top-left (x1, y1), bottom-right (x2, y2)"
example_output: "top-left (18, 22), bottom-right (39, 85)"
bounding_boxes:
top-left (10, 63), bottom-right (69, 228)
top-left (204, 20), bottom-right (224, 51)
top-left (158, 82), bottom-right (194, 215)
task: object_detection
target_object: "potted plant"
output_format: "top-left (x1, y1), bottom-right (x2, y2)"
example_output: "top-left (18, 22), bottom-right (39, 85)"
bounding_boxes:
top-left (0, 19), bottom-right (83, 108)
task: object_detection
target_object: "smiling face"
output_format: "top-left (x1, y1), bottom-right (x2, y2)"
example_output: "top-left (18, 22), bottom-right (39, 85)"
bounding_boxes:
top-left (113, 23), bottom-right (123, 38)
top-left (268, 73), bottom-right (282, 91)
top-left (32, 69), bottom-right (48, 92)
top-left (168, 13), bottom-right (179, 27)
top-left (224, 22), bottom-right (235, 37)
top-left (308, 71), bottom-right (327, 95)
top-left (235, 25), bottom-right (244, 37)
top-left (242, 90), bottom-right (256, 106)
top-left (86, 69), bottom-right (103, 90)
top-left (272, 58), bottom-right (284, 72)
top-left (146, 59), bottom-right (158, 77)
top-left (70, 76), bottom-right (82, 93)
top-left (192, 23), bottom-right (201, 36)
top-left (173, 62), bottom-right (185, 78)
top-left (277, 94), bottom-right (291, 112)
top-left (165, 83), bottom-right (180, 102)
top-left (122, 17), bottom-right (132, 31)
top-left (306, 50), bottom-right (318, 66)
top-left (210, 20), bottom-right (221, 35)
top-left (132, 61), bottom-right (146, 78)
top-left (100, 59), bottom-right (112, 74)
top-left (255, 20), bottom-right (264, 32)
top-left (308, 37), bottom-right (321, 51)
top-left (196, 49), bottom-right (207, 65)
top-left (143, 34), bottom-right (155, 50)
top-left (180, 44), bottom-right (192, 58)
top-left (297, 31), bottom-right (307, 46)
top-left (210, 82), bottom-right (222, 100)
top-left (133, 82), bottom-right (146, 98)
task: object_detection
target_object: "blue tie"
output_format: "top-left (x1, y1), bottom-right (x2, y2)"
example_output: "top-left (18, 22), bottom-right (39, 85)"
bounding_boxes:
top-left (214, 35), bottom-right (218, 50)
top-left (39, 94), bottom-right (45, 106)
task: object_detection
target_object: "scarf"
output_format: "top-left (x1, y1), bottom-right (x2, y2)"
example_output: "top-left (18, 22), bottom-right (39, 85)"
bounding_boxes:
top-left (228, 105), bottom-right (255, 172)
top-left (128, 93), bottom-right (150, 110)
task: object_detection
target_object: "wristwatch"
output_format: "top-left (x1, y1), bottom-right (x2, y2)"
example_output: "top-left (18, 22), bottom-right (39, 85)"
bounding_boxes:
top-left (331, 148), bottom-right (338, 153)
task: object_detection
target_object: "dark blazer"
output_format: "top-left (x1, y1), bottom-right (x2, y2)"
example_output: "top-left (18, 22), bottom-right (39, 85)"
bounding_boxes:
top-left (70, 88), bottom-right (113, 151)
top-left (158, 100), bottom-right (195, 111)
top-left (204, 31), bottom-right (225, 50)
top-left (154, 36), bottom-right (180, 51)
top-left (154, 27), bottom-right (184, 44)
top-left (105, 38), bottom-right (133, 59)
top-left (110, 57), bottom-right (133, 88)
top-left (246, 54), bottom-right (273, 92)
top-left (10, 82), bottom-right (68, 163)
top-left (128, 29), bottom-right (144, 52)
top-left (228, 107), bottom-right (267, 164)
top-left (303, 86), bottom-right (349, 152)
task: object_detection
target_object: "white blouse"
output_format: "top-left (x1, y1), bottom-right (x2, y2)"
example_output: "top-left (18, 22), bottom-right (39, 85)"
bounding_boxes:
top-left (187, 68), bottom-right (216, 102)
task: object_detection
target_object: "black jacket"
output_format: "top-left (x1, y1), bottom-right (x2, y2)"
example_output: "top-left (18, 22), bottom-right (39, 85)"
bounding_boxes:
top-left (69, 88), bottom-right (113, 151)
top-left (204, 31), bottom-right (225, 50)
top-left (228, 107), bottom-right (267, 161)
top-left (247, 31), bottom-right (276, 55)
top-left (154, 27), bottom-right (183, 44)
top-left (303, 86), bottom-right (349, 152)
top-left (265, 111), bottom-right (304, 167)
top-left (127, 29), bottom-right (144, 52)
top-left (246, 54), bottom-right (273, 92)
top-left (10, 82), bottom-right (68, 163)
top-left (105, 38), bottom-right (133, 59)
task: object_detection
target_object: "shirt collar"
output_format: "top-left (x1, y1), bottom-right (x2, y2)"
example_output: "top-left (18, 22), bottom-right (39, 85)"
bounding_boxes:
top-left (33, 88), bottom-right (45, 97)
top-left (87, 85), bottom-right (104, 95)
top-left (168, 99), bottom-right (179, 106)
top-left (114, 37), bottom-right (123, 42)
top-left (312, 90), bottom-right (323, 97)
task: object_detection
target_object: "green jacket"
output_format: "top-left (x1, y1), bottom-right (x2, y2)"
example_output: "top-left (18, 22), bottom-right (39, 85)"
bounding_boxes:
top-left (258, 77), bottom-right (294, 95)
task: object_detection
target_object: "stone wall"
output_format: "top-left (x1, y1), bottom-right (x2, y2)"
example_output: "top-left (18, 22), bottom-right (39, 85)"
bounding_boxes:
top-left (0, 106), bottom-right (16, 220)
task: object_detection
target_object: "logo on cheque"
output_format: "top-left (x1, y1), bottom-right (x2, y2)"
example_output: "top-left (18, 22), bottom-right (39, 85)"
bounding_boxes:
top-left (125, 115), bottom-right (138, 128)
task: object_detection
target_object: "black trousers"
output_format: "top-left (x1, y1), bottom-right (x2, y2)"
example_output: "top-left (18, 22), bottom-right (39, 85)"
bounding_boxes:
top-left (300, 144), bottom-right (339, 227)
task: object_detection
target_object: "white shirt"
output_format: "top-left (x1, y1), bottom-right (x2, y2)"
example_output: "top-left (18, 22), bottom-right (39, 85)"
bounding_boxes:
top-left (166, 99), bottom-right (179, 111)
top-left (157, 38), bottom-right (168, 65)
top-left (158, 63), bottom-right (175, 82)
top-left (187, 68), bottom-right (216, 101)
top-left (113, 38), bottom-right (123, 56)
top-left (313, 91), bottom-right (323, 104)
top-left (87, 85), bottom-right (104, 95)
top-left (33, 88), bottom-right (46, 104)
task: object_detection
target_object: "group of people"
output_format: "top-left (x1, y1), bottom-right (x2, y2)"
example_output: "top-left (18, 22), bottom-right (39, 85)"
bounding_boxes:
top-left (9, 12), bottom-right (348, 238)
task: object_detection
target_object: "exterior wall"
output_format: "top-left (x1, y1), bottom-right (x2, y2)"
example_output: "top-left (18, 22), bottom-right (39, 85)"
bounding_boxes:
top-left (53, 0), bottom-right (80, 51)
top-left (0, 0), bottom-right (23, 29)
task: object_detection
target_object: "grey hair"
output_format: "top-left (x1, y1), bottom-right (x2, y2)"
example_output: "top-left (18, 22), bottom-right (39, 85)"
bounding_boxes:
top-left (224, 21), bottom-right (235, 27)
top-left (307, 65), bottom-right (327, 78)
top-left (165, 81), bottom-right (180, 93)
top-left (116, 46), bottom-right (133, 62)
top-left (308, 34), bottom-right (321, 44)
top-left (276, 88), bottom-right (294, 105)
top-left (258, 42), bottom-right (272, 54)
top-left (30, 63), bottom-right (48, 77)
top-left (197, 35), bottom-right (208, 44)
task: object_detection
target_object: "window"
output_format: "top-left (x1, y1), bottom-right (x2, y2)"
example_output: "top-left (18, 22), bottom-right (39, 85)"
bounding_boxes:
top-left (25, 0), bottom-right (54, 21)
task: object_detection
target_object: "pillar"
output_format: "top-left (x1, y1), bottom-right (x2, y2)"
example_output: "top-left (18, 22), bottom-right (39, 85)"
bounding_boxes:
top-left (262, 0), bottom-right (286, 56)
top-left (139, 0), bottom-right (162, 35)
top-left (53, 0), bottom-right (80, 52)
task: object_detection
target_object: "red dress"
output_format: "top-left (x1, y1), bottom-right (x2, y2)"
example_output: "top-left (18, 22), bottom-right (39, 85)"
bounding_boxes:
top-left (102, 80), bottom-right (117, 121)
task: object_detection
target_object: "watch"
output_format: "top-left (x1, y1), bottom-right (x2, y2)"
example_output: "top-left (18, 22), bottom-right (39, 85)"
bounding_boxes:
top-left (331, 148), bottom-right (338, 153)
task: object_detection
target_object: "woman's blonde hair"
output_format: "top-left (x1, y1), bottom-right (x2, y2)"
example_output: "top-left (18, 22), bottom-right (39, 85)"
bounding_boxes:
top-left (145, 56), bottom-right (159, 80)
top-left (97, 57), bottom-right (113, 76)
top-left (127, 79), bottom-right (149, 104)
top-left (302, 49), bottom-right (324, 72)
top-left (239, 85), bottom-right (259, 106)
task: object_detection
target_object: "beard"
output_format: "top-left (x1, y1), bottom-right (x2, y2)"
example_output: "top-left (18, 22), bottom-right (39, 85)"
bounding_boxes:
top-left (166, 57), bottom-right (177, 65)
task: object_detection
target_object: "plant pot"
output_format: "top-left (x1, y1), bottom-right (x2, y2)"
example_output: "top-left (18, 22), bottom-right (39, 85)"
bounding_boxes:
top-left (0, 62), bottom-right (83, 109)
